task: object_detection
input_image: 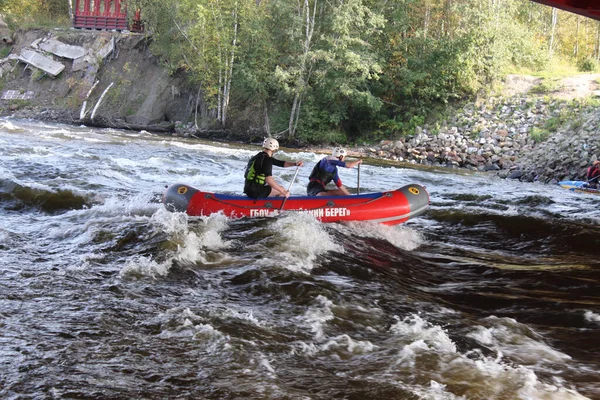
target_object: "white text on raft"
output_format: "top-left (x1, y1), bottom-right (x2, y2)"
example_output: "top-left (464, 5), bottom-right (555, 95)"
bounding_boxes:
top-left (249, 208), bottom-right (351, 218)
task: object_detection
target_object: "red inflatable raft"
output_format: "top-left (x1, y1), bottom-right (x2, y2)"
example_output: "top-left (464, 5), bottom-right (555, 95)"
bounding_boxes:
top-left (163, 183), bottom-right (429, 226)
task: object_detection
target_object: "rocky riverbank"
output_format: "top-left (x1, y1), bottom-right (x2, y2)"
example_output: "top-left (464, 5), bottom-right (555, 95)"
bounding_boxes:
top-left (354, 93), bottom-right (600, 183)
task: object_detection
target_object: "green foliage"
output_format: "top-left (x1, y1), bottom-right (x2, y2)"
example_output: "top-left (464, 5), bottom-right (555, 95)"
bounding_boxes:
top-left (370, 0), bottom-right (550, 142)
top-left (0, 46), bottom-right (10, 59)
top-left (297, 128), bottom-right (348, 145)
top-left (378, 114), bottom-right (424, 137)
top-left (577, 57), bottom-right (599, 73)
top-left (530, 78), bottom-right (561, 94)
top-left (536, 99), bottom-right (592, 135)
top-left (530, 127), bottom-right (549, 143)
top-left (5, 0), bottom-right (597, 146)
top-left (6, 99), bottom-right (31, 109)
top-left (544, 116), bottom-right (561, 132)
top-left (569, 117), bottom-right (583, 131)
top-left (103, 62), bottom-right (136, 114)
top-left (0, 0), bottom-right (69, 28)
top-left (29, 68), bottom-right (45, 81)
top-left (580, 97), bottom-right (600, 109)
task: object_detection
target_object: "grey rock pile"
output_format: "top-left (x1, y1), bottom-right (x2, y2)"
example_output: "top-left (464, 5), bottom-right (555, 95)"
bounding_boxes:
top-left (365, 95), bottom-right (600, 183)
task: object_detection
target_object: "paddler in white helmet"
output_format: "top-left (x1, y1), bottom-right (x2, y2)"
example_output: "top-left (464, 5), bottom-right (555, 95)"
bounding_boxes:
top-left (307, 147), bottom-right (362, 196)
top-left (244, 137), bottom-right (303, 198)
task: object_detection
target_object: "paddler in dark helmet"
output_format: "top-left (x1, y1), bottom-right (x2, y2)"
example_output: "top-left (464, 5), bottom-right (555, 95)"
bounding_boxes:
top-left (307, 147), bottom-right (362, 196)
top-left (244, 137), bottom-right (303, 199)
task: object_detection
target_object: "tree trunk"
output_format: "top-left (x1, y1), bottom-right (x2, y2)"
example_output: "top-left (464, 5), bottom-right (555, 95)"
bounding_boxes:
top-left (195, 85), bottom-right (202, 130)
top-left (574, 16), bottom-right (580, 57)
top-left (91, 82), bottom-right (114, 121)
top-left (68, 0), bottom-right (74, 20)
top-left (424, 3), bottom-right (430, 40)
top-left (80, 80), bottom-right (99, 120)
top-left (222, 8), bottom-right (238, 126)
top-left (288, 0), bottom-right (316, 139)
top-left (288, 93), bottom-right (300, 138)
top-left (549, 7), bottom-right (558, 58)
top-left (596, 21), bottom-right (600, 60)
top-left (445, 0), bottom-right (452, 39)
top-left (264, 102), bottom-right (271, 136)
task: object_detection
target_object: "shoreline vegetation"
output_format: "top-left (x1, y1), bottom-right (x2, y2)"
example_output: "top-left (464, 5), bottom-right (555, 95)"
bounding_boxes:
top-left (1, 0), bottom-right (600, 184)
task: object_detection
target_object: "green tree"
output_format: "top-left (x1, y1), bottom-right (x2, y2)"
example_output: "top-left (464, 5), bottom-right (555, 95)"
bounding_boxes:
top-left (0, 0), bottom-right (68, 26)
top-left (373, 0), bottom-right (547, 137)
top-left (138, 0), bottom-right (243, 127)
top-left (267, 0), bottom-right (384, 140)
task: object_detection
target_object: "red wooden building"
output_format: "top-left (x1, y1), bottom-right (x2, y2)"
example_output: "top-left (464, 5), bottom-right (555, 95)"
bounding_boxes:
top-left (531, 0), bottom-right (600, 21)
top-left (72, 0), bottom-right (142, 31)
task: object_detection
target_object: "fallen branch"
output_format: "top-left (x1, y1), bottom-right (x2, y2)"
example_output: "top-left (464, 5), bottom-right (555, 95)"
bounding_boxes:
top-left (91, 82), bottom-right (113, 121)
top-left (80, 80), bottom-right (99, 120)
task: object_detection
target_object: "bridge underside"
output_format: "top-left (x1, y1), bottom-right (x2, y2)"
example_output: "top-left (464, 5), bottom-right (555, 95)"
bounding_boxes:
top-left (531, 0), bottom-right (600, 21)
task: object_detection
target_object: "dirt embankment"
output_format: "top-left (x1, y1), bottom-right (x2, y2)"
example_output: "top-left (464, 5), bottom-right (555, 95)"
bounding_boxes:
top-left (502, 73), bottom-right (600, 99)
top-left (0, 28), bottom-right (195, 131)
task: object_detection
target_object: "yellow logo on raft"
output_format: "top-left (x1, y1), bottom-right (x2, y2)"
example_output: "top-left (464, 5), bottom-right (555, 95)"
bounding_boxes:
top-left (408, 187), bottom-right (420, 195)
top-left (250, 208), bottom-right (351, 218)
top-left (178, 186), bottom-right (188, 194)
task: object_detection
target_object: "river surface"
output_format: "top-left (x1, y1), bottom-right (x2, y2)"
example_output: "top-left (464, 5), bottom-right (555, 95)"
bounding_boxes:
top-left (1, 118), bottom-right (599, 400)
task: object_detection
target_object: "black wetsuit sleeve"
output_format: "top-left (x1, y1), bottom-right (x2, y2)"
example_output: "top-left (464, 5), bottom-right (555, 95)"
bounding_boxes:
top-left (272, 158), bottom-right (285, 168)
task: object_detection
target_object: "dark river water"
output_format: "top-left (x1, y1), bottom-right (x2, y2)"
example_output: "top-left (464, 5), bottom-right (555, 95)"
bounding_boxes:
top-left (1, 119), bottom-right (599, 400)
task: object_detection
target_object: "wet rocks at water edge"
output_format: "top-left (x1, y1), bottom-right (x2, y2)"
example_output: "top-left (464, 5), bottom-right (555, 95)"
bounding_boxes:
top-left (368, 125), bottom-right (530, 172)
top-left (362, 96), bottom-right (600, 183)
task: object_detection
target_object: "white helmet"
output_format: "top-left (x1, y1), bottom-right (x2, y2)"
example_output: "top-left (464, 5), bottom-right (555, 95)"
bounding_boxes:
top-left (263, 137), bottom-right (279, 151)
top-left (332, 147), bottom-right (347, 158)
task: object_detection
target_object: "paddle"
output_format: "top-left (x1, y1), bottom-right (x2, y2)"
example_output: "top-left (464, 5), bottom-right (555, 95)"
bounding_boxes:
top-left (279, 165), bottom-right (300, 210)
top-left (357, 162), bottom-right (361, 195)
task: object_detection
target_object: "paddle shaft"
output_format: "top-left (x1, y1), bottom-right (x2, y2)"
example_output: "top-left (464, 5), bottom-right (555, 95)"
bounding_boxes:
top-left (280, 165), bottom-right (300, 210)
top-left (357, 163), bottom-right (360, 195)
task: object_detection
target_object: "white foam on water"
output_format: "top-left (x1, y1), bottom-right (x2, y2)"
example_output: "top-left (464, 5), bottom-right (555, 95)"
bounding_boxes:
top-left (147, 307), bottom-right (231, 348)
top-left (0, 229), bottom-right (8, 243)
top-left (169, 140), bottom-right (255, 158)
top-left (386, 313), bottom-right (589, 400)
top-left (109, 157), bottom-right (141, 169)
top-left (467, 316), bottom-right (573, 366)
top-left (258, 353), bottom-right (277, 375)
top-left (0, 120), bottom-right (22, 131)
top-left (149, 209), bottom-right (233, 267)
top-left (294, 295), bottom-right (378, 357)
top-left (319, 334), bottom-right (378, 354)
top-left (44, 131), bottom-right (110, 143)
top-left (120, 254), bottom-right (171, 279)
top-left (303, 295), bottom-right (333, 343)
top-left (0, 164), bottom-right (16, 180)
top-left (97, 167), bottom-right (136, 184)
top-left (216, 308), bottom-right (263, 327)
top-left (584, 310), bottom-right (600, 323)
top-left (341, 221), bottom-right (425, 251)
top-left (169, 217), bottom-right (232, 265)
top-left (408, 380), bottom-right (465, 400)
top-left (261, 212), bottom-right (343, 273)
top-left (24, 193), bottom-right (159, 252)
top-left (390, 314), bottom-right (456, 353)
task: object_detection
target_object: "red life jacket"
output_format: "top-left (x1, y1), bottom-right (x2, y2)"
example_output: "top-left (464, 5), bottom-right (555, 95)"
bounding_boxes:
top-left (587, 165), bottom-right (600, 181)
